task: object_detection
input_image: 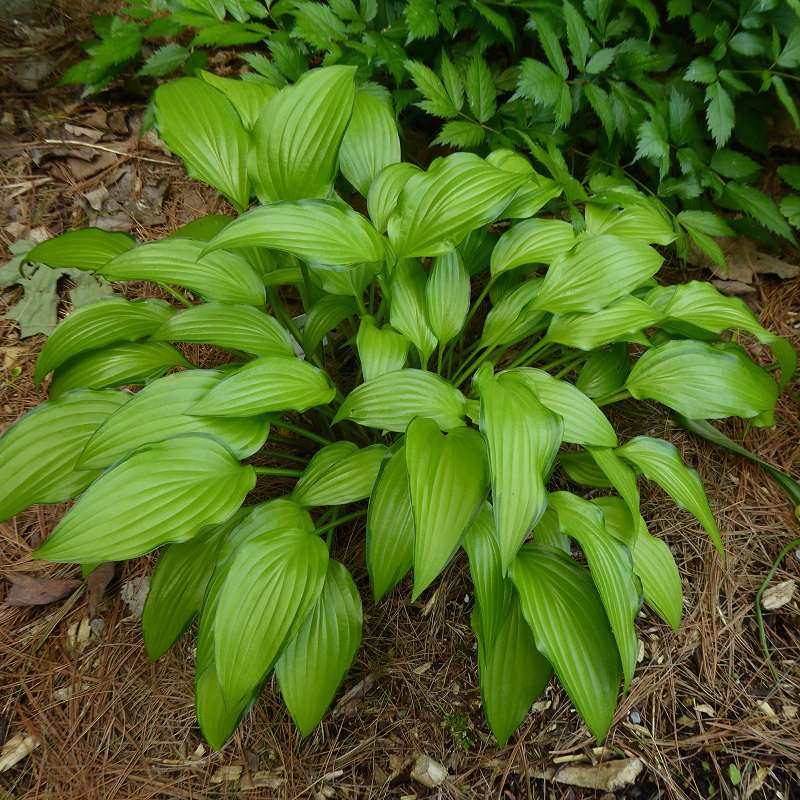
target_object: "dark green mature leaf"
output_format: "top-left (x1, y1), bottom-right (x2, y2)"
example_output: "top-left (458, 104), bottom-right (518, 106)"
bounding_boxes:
top-left (576, 344), bottom-right (629, 400)
top-left (201, 200), bottom-right (384, 266)
top-left (276, 560), bottom-right (362, 736)
top-left (563, 0), bottom-right (590, 70)
top-left (0, 390), bottom-right (128, 522)
top-left (155, 78), bottom-right (250, 211)
top-left (517, 58), bottom-right (563, 108)
top-left (48, 342), bottom-right (190, 399)
top-left (404, 0), bottom-right (439, 40)
top-left (199, 70), bottom-right (277, 129)
top-left (26, 229), bottom-right (135, 271)
top-left (425, 250), bottom-right (469, 347)
top-left (334, 369), bottom-right (467, 432)
top-left (490, 218), bottom-right (575, 276)
top-left (723, 182), bottom-right (797, 243)
top-left (406, 417), bottom-right (488, 598)
top-left (705, 82), bottom-right (734, 148)
top-left (404, 59), bottom-right (459, 118)
top-left (100, 238), bottom-right (265, 306)
top-left (34, 435), bottom-right (255, 562)
top-left (356, 316), bottom-right (408, 382)
top-left (79, 369), bottom-right (270, 469)
top-left (35, 298), bottom-right (173, 384)
top-left (433, 120), bottom-right (486, 148)
top-left (511, 544), bottom-right (621, 742)
top-left (253, 65), bottom-right (356, 202)
top-left (190, 356), bottom-right (336, 417)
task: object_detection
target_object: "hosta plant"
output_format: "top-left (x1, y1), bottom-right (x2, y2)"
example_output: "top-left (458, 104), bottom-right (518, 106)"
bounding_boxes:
top-left (3, 65), bottom-right (795, 748)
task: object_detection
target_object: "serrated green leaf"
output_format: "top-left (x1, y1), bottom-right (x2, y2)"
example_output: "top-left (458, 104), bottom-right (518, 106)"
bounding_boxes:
top-left (684, 56), bottom-right (716, 83)
top-left (563, 0), bottom-right (590, 70)
top-left (404, 0), bottom-right (439, 40)
top-left (404, 59), bottom-right (459, 118)
top-left (676, 210), bottom-right (733, 237)
top-left (490, 218), bottom-right (575, 276)
top-left (140, 44), bottom-right (191, 78)
top-left (584, 83), bottom-right (615, 140)
top-left (586, 47), bottom-right (615, 73)
top-left (439, 51), bottom-right (463, 110)
top-left (425, 249), bottom-right (469, 347)
top-left (705, 82), bottom-right (734, 148)
top-left (465, 55), bottom-right (497, 123)
top-left (722, 182), bottom-right (797, 243)
top-left (433, 120), bottom-right (486, 148)
top-left (517, 58), bottom-right (563, 108)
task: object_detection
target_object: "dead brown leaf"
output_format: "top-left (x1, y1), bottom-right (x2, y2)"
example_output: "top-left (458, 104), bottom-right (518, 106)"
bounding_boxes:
top-left (4, 573), bottom-right (81, 607)
top-left (547, 758), bottom-right (644, 791)
top-left (86, 562), bottom-right (115, 619)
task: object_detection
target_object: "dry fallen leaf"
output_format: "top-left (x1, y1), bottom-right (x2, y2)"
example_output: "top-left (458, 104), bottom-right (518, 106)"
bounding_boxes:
top-left (756, 700), bottom-right (777, 719)
top-left (761, 579), bottom-right (796, 611)
top-left (120, 576), bottom-right (149, 618)
top-left (211, 765), bottom-right (243, 784)
top-left (410, 754), bottom-right (447, 788)
top-left (694, 703), bottom-right (715, 717)
top-left (4, 573), bottom-right (81, 607)
top-left (86, 562), bottom-right (115, 619)
top-left (66, 616), bottom-right (92, 655)
top-left (0, 734), bottom-right (40, 772)
top-left (550, 758), bottom-right (643, 791)
top-left (333, 673), bottom-right (377, 718)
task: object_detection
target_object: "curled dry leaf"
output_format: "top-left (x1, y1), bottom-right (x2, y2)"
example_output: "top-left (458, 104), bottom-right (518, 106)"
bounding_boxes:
top-left (410, 754), bottom-right (448, 788)
top-left (549, 757), bottom-right (644, 791)
top-left (0, 734), bottom-right (40, 772)
top-left (761, 579), bottom-right (796, 611)
top-left (4, 573), bottom-right (81, 607)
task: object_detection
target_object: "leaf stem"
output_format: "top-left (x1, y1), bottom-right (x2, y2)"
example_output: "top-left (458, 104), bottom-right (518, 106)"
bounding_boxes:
top-left (506, 338), bottom-right (551, 369)
top-left (253, 466), bottom-right (303, 477)
top-left (157, 282), bottom-right (193, 307)
top-left (275, 420), bottom-right (331, 446)
top-left (596, 389), bottom-right (632, 406)
top-left (315, 508), bottom-right (366, 537)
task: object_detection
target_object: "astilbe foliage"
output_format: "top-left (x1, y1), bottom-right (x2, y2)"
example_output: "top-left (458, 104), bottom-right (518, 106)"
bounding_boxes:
top-left (2, 65), bottom-right (795, 748)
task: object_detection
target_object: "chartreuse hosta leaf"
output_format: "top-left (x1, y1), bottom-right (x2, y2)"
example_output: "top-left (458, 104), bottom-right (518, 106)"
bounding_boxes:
top-left (356, 317), bottom-right (408, 382)
top-left (625, 340), bottom-right (778, 426)
top-left (586, 202), bottom-right (677, 246)
top-left (367, 162), bottom-right (421, 234)
top-left (617, 436), bottom-right (723, 555)
top-left (425, 250), bottom-right (470, 347)
top-left (532, 507), bottom-right (571, 553)
top-left (304, 295), bottom-right (358, 356)
top-left (309, 261), bottom-right (380, 299)
top-left (480, 280), bottom-right (547, 349)
top-left (339, 85), bottom-right (401, 197)
top-left (201, 201), bottom-right (385, 267)
top-left (511, 545), bottom-right (622, 742)
top-left (48, 342), bottom-right (190, 399)
top-left (253, 65), bottom-right (356, 202)
top-left (367, 445), bottom-right (415, 601)
top-left (576, 344), bottom-right (630, 400)
top-left (151, 303), bottom-right (295, 358)
top-left (334, 369), bottom-right (467, 433)
top-left (406, 417), bottom-right (488, 598)
top-left (214, 527), bottom-right (328, 706)
top-left (485, 149), bottom-right (563, 218)
top-left (490, 218), bottom-right (575, 276)
top-left (26, 229), bottom-right (134, 271)
top-left (191, 356), bottom-right (336, 417)
top-left (586, 446), bottom-right (640, 519)
top-left (292, 442), bottom-right (387, 507)
top-left (0, 390), bottom-right (128, 521)
top-left (387, 153), bottom-right (530, 259)
top-left (35, 298), bottom-right (174, 384)
top-left (78, 369), bottom-right (271, 469)
top-left (532, 234), bottom-right (663, 314)
top-left (390, 259), bottom-right (437, 365)
top-left (155, 78), bottom-right (250, 211)
top-left (475, 365), bottom-right (562, 572)
top-left (547, 492), bottom-right (640, 690)
top-left (100, 239), bottom-right (265, 306)
top-left (275, 560), bottom-right (362, 736)
top-left (559, 451), bottom-right (613, 488)
top-left (199, 70), bottom-right (277, 129)
top-left (34, 435), bottom-right (256, 563)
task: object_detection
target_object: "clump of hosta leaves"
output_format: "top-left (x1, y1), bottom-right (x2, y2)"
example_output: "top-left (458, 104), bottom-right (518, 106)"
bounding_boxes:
top-left (2, 65), bottom-right (794, 749)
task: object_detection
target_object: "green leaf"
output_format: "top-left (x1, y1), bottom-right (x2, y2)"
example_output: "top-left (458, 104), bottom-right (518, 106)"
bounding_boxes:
top-left (511, 544), bottom-right (621, 742)
top-left (303, 295), bottom-right (357, 355)
top-left (79, 369), bottom-right (270, 469)
top-left (26, 229), bottom-right (135, 271)
top-left (586, 446), bottom-right (640, 520)
top-left (214, 527), bottom-right (328, 705)
top-left (532, 13), bottom-right (569, 79)
top-left (276, 560), bottom-right (362, 736)
top-left (0, 390), bottom-right (128, 522)
top-left (722, 182), bottom-right (797, 243)
top-left (151, 302), bottom-right (295, 359)
top-left (356, 316), bottom-right (408, 382)
top-left (199, 70), bottom-right (277, 129)
top-left (517, 59), bottom-right (563, 108)
top-left (630, 516), bottom-right (682, 629)
top-left (48, 342), bottom-right (190, 399)
top-left (586, 47), bottom-right (615, 74)
top-left (334, 369), bottom-right (467, 433)
top-left (626, 340), bottom-right (779, 425)
top-left (367, 444), bottom-right (415, 601)
top-left (433, 120), bottom-right (486, 148)
top-left (34, 435), bottom-right (255, 563)
top-left (404, 0), bottom-right (439, 40)
top-left (293, 442), bottom-right (386, 506)
top-left (676, 210), bottom-right (733, 237)
top-left (705, 82), bottom-right (734, 148)
top-left (471, 0), bottom-right (514, 43)
top-left (406, 417), bottom-right (487, 598)
top-left (191, 21), bottom-right (268, 46)
top-left (586, 203), bottom-right (676, 246)
top-left (532, 235), bottom-right (663, 314)
top-left (190, 356), bottom-right (335, 417)
top-left (475, 365), bottom-right (562, 572)
top-left (292, 1), bottom-right (347, 48)
top-left (684, 57), bottom-right (716, 83)
top-left (252, 65), bottom-right (356, 202)
top-left (778, 26), bottom-right (800, 69)
top-left (155, 78), bottom-right (249, 211)
top-left (100, 238), bottom-right (265, 306)
top-left (389, 259), bottom-right (437, 366)
top-left (563, 0), bottom-right (590, 70)
top-left (425, 249), bottom-right (469, 347)
top-left (635, 119), bottom-right (670, 177)
top-left (367, 163), bottom-right (422, 234)
top-left (710, 149), bottom-right (761, 180)
top-left (34, 298), bottom-right (173, 385)
top-left (465, 55), bottom-right (497, 123)
top-left (387, 153), bottom-right (529, 259)
top-left (584, 83), bottom-right (615, 140)
top-left (480, 280), bottom-right (547, 349)
top-left (404, 59), bottom-right (459, 118)
top-left (439, 51), bottom-right (463, 110)
top-left (139, 44), bottom-right (191, 77)
top-left (490, 218), bottom-right (575, 276)
top-left (340, 86), bottom-right (401, 196)
top-left (576, 344), bottom-right (629, 400)
top-left (668, 88), bottom-right (693, 145)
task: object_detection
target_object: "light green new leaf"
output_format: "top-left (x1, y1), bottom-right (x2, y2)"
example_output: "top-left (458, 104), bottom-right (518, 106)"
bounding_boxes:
top-left (100, 238), bottom-right (265, 306)
top-left (199, 70), bottom-right (277, 129)
top-left (425, 250), bottom-right (469, 347)
top-left (155, 78), bottom-right (249, 211)
top-left (35, 298), bottom-right (173, 384)
top-left (490, 218), bottom-right (575, 276)
top-left (151, 302), bottom-right (295, 358)
top-left (35, 435), bottom-right (255, 563)
top-left (79, 369), bottom-right (270, 469)
top-left (303, 295), bottom-right (358, 356)
top-left (190, 356), bottom-right (335, 417)
top-left (26, 229), bottom-right (135, 272)
top-left (293, 442), bottom-right (387, 506)
top-left (201, 201), bottom-right (384, 267)
top-left (48, 342), bottom-right (190, 399)
top-left (276, 560), bottom-right (362, 736)
top-left (503, 368), bottom-right (617, 447)
top-left (475, 365), bottom-right (563, 572)
top-left (367, 163), bottom-right (422, 234)
top-left (367, 445), bottom-right (415, 601)
top-left (334, 369), bottom-right (466, 432)
top-left (215, 527), bottom-right (328, 705)
top-left (0, 390), bottom-right (128, 522)
top-left (389, 259), bottom-right (437, 366)
top-left (511, 545), bottom-right (622, 741)
top-left (387, 153), bottom-right (529, 259)
top-left (617, 436), bottom-right (722, 554)
top-left (626, 340), bottom-right (778, 425)
top-left (356, 316), bottom-right (408, 382)
top-left (253, 65), bottom-right (356, 202)
top-left (533, 235), bottom-right (663, 314)
top-left (406, 417), bottom-right (488, 598)
top-left (339, 86), bottom-right (401, 196)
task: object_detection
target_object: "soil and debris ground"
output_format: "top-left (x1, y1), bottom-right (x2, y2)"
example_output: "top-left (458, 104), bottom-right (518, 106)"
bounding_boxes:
top-left (1, 3), bottom-right (799, 799)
